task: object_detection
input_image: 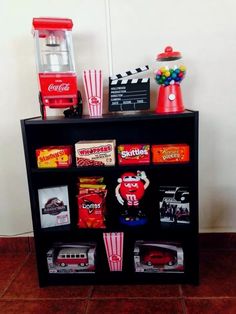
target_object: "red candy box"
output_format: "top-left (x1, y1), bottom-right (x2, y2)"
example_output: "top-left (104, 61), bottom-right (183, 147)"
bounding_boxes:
top-left (117, 144), bottom-right (150, 165)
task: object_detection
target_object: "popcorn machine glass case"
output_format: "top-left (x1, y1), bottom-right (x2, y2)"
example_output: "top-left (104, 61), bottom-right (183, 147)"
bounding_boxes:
top-left (33, 25), bottom-right (75, 73)
top-left (32, 18), bottom-right (81, 119)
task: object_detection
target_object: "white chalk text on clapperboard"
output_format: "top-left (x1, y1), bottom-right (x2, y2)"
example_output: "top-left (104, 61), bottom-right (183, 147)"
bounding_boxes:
top-left (110, 81), bottom-right (149, 106)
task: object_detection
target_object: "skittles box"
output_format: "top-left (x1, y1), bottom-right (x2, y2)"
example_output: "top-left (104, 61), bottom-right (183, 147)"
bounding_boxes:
top-left (117, 144), bottom-right (150, 165)
top-left (36, 146), bottom-right (72, 168)
top-left (152, 144), bottom-right (189, 164)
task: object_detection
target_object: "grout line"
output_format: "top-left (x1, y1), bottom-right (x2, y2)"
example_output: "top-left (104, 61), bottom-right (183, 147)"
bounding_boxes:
top-left (179, 283), bottom-right (186, 314)
top-left (0, 253), bottom-right (31, 299)
top-left (2, 296), bottom-right (236, 301)
top-left (181, 298), bottom-right (187, 314)
top-left (27, 236), bottom-right (31, 253)
top-left (88, 286), bottom-right (95, 299)
top-left (81, 296), bottom-right (184, 300)
top-left (84, 286), bottom-right (94, 314)
top-left (183, 296), bottom-right (236, 300)
top-left (84, 299), bottom-right (89, 314)
top-left (0, 296), bottom-right (188, 301)
top-left (180, 289), bottom-right (188, 314)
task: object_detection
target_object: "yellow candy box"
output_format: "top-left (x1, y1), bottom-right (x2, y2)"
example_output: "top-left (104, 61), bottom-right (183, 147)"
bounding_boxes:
top-left (36, 146), bottom-right (72, 168)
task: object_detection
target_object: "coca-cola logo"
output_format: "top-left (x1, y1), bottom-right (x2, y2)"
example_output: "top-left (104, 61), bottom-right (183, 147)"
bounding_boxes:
top-left (48, 83), bottom-right (70, 92)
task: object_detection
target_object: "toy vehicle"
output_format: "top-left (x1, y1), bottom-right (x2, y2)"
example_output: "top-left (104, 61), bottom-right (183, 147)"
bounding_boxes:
top-left (134, 241), bottom-right (184, 273)
top-left (56, 247), bottom-right (89, 267)
top-left (142, 248), bottom-right (177, 267)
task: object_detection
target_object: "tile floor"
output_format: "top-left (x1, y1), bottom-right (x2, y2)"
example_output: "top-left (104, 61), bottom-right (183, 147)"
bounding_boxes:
top-left (0, 235), bottom-right (236, 314)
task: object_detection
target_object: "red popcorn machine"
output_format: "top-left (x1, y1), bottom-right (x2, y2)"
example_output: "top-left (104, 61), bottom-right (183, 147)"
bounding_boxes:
top-left (155, 46), bottom-right (186, 114)
top-left (32, 17), bottom-right (82, 119)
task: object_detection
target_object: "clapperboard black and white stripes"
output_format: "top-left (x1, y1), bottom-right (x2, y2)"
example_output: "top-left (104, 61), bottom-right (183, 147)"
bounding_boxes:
top-left (109, 65), bottom-right (150, 112)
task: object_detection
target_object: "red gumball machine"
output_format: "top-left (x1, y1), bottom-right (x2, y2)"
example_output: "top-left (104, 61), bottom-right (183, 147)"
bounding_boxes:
top-left (32, 18), bottom-right (82, 119)
top-left (155, 46), bottom-right (186, 114)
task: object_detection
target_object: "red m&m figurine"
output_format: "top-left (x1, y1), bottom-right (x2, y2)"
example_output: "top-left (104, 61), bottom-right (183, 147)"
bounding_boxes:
top-left (155, 46), bottom-right (186, 114)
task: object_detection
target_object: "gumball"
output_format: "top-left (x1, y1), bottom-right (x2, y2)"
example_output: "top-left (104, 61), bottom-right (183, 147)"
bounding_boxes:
top-left (160, 67), bottom-right (166, 73)
top-left (161, 75), bottom-right (166, 81)
top-left (165, 71), bottom-right (170, 77)
top-left (178, 72), bottom-right (184, 78)
top-left (171, 72), bottom-right (177, 79)
top-left (179, 65), bottom-right (186, 72)
top-left (157, 70), bottom-right (162, 75)
top-left (175, 68), bottom-right (180, 74)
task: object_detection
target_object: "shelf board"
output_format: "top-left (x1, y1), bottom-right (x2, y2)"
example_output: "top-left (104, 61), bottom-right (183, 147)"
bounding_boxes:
top-left (39, 223), bottom-right (194, 239)
top-left (43, 269), bottom-right (192, 286)
top-left (23, 110), bottom-right (197, 125)
top-left (31, 163), bottom-right (192, 174)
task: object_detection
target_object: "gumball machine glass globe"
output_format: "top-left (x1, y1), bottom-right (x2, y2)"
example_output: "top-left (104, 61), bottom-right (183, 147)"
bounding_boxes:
top-left (155, 46), bottom-right (186, 87)
top-left (155, 46), bottom-right (186, 114)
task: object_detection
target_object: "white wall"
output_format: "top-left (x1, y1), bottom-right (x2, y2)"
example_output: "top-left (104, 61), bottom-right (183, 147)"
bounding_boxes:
top-left (0, 0), bottom-right (235, 235)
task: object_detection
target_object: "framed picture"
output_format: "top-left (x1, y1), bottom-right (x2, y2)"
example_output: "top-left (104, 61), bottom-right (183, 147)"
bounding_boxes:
top-left (38, 185), bottom-right (70, 228)
top-left (159, 186), bottom-right (190, 224)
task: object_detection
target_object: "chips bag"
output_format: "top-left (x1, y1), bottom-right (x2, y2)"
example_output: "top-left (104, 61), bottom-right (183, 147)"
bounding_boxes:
top-left (77, 177), bottom-right (107, 228)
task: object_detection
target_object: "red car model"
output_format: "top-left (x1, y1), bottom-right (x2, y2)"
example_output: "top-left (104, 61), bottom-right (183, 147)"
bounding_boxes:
top-left (142, 248), bottom-right (177, 267)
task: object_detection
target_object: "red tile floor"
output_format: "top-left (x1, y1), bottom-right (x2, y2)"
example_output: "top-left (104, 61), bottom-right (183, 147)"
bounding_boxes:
top-left (0, 234), bottom-right (236, 314)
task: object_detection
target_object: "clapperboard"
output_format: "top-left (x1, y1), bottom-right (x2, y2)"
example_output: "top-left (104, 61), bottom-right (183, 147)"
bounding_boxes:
top-left (109, 65), bottom-right (150, 112)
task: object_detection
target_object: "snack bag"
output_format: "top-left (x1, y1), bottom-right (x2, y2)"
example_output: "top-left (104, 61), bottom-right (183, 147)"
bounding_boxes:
top-left (77, 177), bottom-right (107, 228)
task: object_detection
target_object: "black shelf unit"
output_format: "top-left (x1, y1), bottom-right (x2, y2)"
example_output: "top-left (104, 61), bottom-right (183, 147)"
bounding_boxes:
top-left (21, 110), bottom-right (199, 287)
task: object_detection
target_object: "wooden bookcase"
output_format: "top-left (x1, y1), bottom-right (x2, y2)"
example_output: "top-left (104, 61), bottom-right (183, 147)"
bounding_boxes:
top-left (21, 110), bottom-right (199, 287)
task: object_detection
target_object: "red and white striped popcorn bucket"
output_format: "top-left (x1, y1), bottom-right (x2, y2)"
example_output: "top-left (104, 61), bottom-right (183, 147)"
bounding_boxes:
top-left (83, 70), bottom-right (103, 116)
top-left (103, 232), bottom-right (124, 271)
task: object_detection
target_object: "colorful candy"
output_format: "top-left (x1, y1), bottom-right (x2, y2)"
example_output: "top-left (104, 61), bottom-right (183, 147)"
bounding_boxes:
top-left (155, 65), bottom-right (186, 86)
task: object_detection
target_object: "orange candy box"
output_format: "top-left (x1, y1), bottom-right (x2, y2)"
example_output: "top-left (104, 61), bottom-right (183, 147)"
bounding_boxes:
top-left (152, 144), bottom-right (190, 163)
